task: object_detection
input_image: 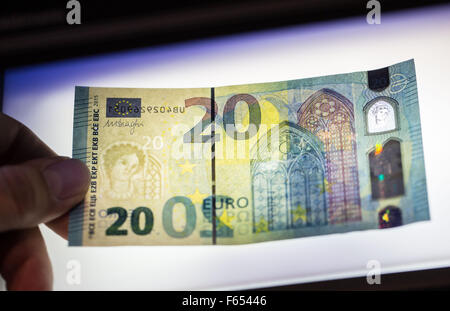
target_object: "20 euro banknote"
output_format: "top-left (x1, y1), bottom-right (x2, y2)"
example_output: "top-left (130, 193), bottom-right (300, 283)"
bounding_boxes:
top-left (69, 59), bottom-right (429, 246)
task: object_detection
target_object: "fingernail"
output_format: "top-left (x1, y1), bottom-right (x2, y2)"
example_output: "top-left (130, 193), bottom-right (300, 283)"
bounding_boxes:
top-left (43, 159), bottom-right (90, 200)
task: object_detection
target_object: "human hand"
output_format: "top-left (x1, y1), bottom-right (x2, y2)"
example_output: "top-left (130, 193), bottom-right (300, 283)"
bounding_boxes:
top-left (0, 113), bottom-right (90, 290)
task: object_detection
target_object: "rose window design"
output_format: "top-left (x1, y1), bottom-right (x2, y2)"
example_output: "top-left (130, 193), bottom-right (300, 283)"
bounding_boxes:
top-left (313, 97), bottom-right (336, 118)
top-left (306, 116), bottom-right (319, 129)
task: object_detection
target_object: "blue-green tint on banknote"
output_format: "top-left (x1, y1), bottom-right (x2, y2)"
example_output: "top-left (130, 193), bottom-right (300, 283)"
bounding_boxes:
top-left (69, 59), bottom-right (429, 246)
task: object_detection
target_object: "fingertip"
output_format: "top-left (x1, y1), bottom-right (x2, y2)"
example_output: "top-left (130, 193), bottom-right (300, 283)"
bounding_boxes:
top-left (43, 158), bottom-right (90, 201)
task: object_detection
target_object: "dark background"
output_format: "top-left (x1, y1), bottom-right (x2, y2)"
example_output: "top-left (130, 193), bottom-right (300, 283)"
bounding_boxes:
top-left (0, 0), bottom-right (448, 68)
top-left (1, 0), bottom-right (450, 290)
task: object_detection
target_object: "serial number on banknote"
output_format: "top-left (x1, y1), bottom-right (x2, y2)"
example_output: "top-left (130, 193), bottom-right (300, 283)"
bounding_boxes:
top-left (107, 105), bottom-right (185, 114)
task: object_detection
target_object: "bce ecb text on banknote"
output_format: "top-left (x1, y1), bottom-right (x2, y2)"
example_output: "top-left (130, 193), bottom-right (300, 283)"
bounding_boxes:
top-left (69, 59), bottom-right (429, 246)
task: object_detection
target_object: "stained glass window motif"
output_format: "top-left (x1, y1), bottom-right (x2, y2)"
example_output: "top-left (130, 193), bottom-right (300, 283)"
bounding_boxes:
top-left (269, 169), bottom-right (289, 230)
top-left (288, 153), bottom-right (327, 227)
top-left (142, 155), bottom-right (162, 199)
top-left (251, 123), bottom-right (328, 232)
top-left (369, 139), bottom-right (405, 199)
top-left (298, 89), bottom-right (362, 224)
top-left (288, 159), bottom-right (308, 228)
top-left (253, 172), bottom-right (270, 231)
top-left (252, 162), bottom-right (290, 232)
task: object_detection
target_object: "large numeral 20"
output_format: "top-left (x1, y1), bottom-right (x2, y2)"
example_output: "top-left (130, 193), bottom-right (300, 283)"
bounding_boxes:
top-left (106, 206), bottom-right (154, 236)
top-left (105, 197), bottom-right (197, 238)
top-left (183, 93), bottom-right (261, 143)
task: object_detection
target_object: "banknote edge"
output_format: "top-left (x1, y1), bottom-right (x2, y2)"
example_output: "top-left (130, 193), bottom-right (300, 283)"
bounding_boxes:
top-left (403, 59), bottom-right (431, 222)
top-left (68, 59), bottom-right (433, 246)
top-left (68, 86), bottom-right (90, 246)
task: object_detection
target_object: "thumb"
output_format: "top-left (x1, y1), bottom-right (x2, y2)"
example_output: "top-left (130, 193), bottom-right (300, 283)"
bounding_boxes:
top-left (0, 157), bottom-right (90, 233)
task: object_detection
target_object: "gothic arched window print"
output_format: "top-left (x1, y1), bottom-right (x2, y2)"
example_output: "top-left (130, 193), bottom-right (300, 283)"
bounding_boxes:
top-left (250, 122), bottom-right (328, 232)
top-left (369, 139), bottom-right (405, 199)
top-left (298, 89), bottom-right (361, 224)
top-left (364, 97), bottom-right (399, 134)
